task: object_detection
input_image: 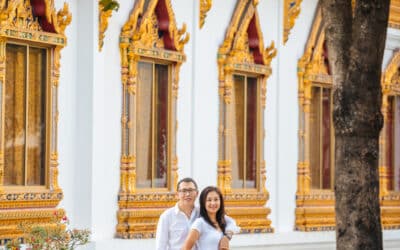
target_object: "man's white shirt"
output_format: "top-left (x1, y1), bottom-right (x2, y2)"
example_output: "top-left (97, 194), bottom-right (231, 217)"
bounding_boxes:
top-left (155, 203), bottom-right (200, 250)
top-left (156, 203), bottom-right (240, 250)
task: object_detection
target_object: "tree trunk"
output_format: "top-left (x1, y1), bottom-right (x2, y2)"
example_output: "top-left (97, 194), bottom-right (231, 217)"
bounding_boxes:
top-left (320, 0), bottom-right (390, 249)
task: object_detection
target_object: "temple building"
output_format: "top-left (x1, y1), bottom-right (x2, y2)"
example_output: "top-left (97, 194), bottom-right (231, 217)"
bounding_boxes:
top-left (0, 0), bottom-right (399, 249)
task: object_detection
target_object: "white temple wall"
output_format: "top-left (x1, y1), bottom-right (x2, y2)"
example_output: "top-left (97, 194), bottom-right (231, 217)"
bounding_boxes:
top-left (51, 0), bottom-right (400, 249)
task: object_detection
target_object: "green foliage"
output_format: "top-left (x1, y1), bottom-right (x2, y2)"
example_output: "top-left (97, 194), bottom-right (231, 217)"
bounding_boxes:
top-left (100, 0), bottom-right (120, 12)
top-left (5, 214), bottom-right (90, 250)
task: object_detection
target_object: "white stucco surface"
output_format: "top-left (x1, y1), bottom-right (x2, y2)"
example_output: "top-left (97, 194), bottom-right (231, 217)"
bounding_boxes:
top-left (49, 0), bottom-right (400, 249)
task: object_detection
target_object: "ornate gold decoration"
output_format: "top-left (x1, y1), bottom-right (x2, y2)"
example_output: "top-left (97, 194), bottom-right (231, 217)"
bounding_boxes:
top-left (0, 208), bottom-right (66, 240)
top-left (283, 0), bottom-right (302, 44)
top-left (296, 7), bottom-right (336, 231)
top-left (117, 0), bottom-right (189, 239)
top-left (294, 5), bottom-right (368, 230)
top-left (199, 0), bottom-right (212, 29)
top-left (217, 0), bottom-right (275, 233)
top-left (389, 0), bottom-right (400, 29)
top-left (98, 0), bottom-right (119, 51)
top-left (297, 6), bottom-right (400, 231)
top-left (98, 1), bottom-right (113, 51)
top-left (380, 50), bottom-right (400, 230)
top-left (0, 0), bottom-right (71, 241)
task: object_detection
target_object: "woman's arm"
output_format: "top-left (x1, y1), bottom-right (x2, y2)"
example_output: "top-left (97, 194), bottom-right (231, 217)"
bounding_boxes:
top-left (181, 229), bottom-right (200, 250)
top-left (224, 215), bottom-right (240, 233)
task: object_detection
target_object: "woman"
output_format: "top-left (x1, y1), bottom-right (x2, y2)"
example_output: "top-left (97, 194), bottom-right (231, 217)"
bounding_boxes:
top-left (181, 186), bottom-right (239, 250)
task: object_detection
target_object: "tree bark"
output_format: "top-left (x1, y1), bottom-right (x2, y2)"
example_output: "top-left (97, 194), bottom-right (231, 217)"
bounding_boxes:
top-left (320, 0), bottom-right (390, 249)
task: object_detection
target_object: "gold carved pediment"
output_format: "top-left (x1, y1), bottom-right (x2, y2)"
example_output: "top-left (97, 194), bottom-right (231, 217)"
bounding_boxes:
top-left (230, 32), bottom-right (254, 64)
top-left (135, 12), bottom-right (164, 49)
top-left (0, 0), bottom-right (40, 31)
top-left (121, 0), bottom-right (189, 53)
top-left (219, 0), bottom-right (276, 76)
top-left (298, 6), bottom-right (330, 90)
top-left (0, 0), bottom-right (71, 46)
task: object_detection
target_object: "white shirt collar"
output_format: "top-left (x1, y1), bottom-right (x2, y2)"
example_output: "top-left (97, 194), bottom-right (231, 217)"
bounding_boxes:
top-left (174, 203), bottom-right (198, 217)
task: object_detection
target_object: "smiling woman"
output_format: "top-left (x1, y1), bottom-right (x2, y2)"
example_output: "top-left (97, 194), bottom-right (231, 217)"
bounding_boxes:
top-left (181, 186), bottom-right (240, 250)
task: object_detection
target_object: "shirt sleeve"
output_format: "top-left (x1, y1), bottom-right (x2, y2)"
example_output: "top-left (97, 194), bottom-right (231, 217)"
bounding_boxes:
top-left (225, 215), bottom-right (240, 233)
top-left (155, 212), bottom-right (169, 250)
top-left (191, 218), bottom-right (204, 234)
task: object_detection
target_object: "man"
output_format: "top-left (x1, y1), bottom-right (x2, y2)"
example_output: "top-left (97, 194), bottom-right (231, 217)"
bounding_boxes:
top-left (156, 177), bottom-right (234, 250)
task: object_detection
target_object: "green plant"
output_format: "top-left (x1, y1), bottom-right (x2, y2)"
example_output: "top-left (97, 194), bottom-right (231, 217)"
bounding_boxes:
top-left (5, 238), bottom-right (21, 250)
top-left (6, 213), bottom-right (90, 250)
top-left (100, 0), bottom-right (120, 12)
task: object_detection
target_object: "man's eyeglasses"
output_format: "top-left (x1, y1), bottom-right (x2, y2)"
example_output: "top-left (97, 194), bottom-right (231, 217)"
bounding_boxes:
top-left (178, 189), bottom-right (197, 194)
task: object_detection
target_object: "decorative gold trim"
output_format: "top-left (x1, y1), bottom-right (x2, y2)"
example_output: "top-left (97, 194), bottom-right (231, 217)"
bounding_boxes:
top-left (298, 6), bottom-right (400, 231)
top-left (0, 208), bottom-right (66, 241)
top-left (296, 6), bottom-right (336, 231)
top-left (199, 0), bottom-right (212, 29)
top-left (0, 1), bottom-right (69, 46)
top-left (295, 206), bottom-right (335, 231)
top-left (98, 1), bottom-right (113, 51)
top-left (389, 0), bottom-right (400, 29)
top-left (217, 0), bottom-right (275, 233)
top-left (0, 0), bottom-right (71, 241)
top-left (117, 0), bottom-right (188, 239)
top-left (283, 0), bottom-right (302, 44)
top-left (380, 50), bottom-right (400, 230)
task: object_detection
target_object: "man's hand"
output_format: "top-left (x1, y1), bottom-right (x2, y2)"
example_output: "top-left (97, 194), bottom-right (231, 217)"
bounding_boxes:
top-left (218, 236), bottom-right (230, 250)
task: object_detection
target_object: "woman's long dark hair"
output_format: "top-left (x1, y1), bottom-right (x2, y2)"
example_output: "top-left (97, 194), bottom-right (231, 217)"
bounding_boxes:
top-left (199, 186), bottom-right (226, 233)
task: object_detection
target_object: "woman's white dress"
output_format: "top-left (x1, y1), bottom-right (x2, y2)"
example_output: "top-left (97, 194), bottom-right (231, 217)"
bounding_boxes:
top-left (191, 216), bottom-right (240, 250)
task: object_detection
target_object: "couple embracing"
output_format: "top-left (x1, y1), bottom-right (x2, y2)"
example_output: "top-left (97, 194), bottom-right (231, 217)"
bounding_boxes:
top-left (156, 177), bottom-right (240, 250)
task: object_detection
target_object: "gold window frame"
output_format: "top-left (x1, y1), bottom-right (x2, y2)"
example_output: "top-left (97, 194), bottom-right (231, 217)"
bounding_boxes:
top-left (296, 7), bottom-right (336, 231)
top-left (380, 51), bottom-right (400, 229)
top-left (217, 0), bottom-right (276, 233)
top-left (117, 0), bottom-right (189, 239)
top-left (0, 0), bottom-right (71, 241)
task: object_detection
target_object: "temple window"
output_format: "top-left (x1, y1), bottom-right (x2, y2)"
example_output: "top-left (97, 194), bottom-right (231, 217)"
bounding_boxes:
top-left (5, 43), bottom-right (48, 187)
top-left (296, 6), bottom-right (336, 231)
top-left (231, 74), bottom-right (259, 189)
top-left (217, 0), bottom-right (276, 233)
top-left (0, 0), bottom-right (71, 241)
top-left (117, 0), bottom-right (189, 238)
top-left (136, 61), bottom-right (170, 189)
top-left (309, 86), bottom-right (334, 190)
top-left (380, 55), bottom-right (400, 229)
top-left (387, 96), bottom-right (400, 191)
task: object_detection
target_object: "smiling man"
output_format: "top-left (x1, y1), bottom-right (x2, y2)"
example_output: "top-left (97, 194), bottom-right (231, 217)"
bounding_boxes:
top-left (155, 178), bottom-right (237, 250)
top-left (156, 177), bottom-right (200, 250)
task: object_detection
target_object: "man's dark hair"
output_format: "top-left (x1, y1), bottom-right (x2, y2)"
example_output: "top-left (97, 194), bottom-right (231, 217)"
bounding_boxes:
top-left (176, 177), bottom-right (198, 191)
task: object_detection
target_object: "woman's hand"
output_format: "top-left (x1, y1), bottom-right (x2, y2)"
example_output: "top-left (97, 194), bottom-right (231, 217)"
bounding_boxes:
top-left (218, 235), bottom-right (230, 250)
